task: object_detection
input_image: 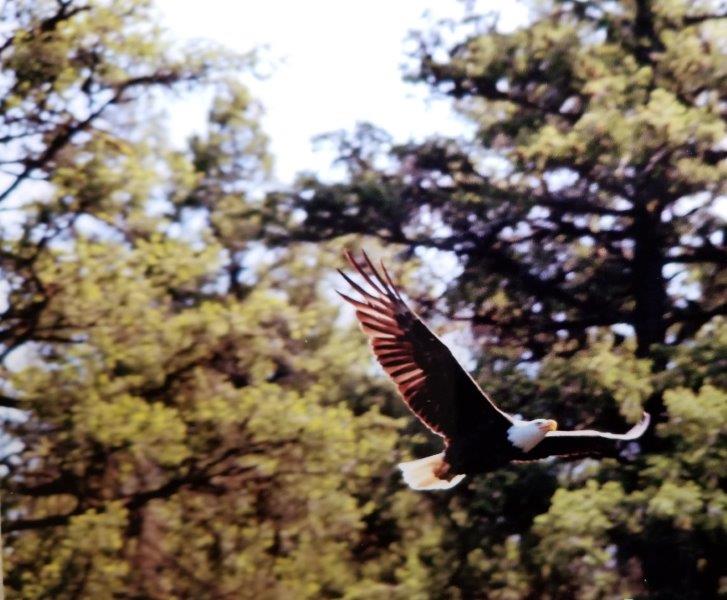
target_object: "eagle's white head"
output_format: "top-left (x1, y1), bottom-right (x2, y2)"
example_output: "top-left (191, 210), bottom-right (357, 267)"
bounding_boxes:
top-left (507, 418), bottom-right (558, 452)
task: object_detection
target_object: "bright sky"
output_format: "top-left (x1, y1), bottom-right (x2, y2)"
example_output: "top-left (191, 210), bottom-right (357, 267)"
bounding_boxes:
top-left (155, 0), bottom-right (528, 184)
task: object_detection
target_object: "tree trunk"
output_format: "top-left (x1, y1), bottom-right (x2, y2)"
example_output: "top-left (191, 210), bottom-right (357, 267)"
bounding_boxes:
top-left (632, 199), bottom-right (666, 360)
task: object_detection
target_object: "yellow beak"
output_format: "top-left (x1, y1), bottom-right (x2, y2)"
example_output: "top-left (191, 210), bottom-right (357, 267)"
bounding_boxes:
top-left (541, 420), bottom-right (558, 432)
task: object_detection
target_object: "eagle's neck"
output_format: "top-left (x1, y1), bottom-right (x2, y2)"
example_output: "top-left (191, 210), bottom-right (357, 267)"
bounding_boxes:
top-left (507, 421), bottom-right (547, 453)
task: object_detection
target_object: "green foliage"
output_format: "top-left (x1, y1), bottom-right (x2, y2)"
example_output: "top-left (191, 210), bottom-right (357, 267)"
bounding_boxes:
top-left (532, 481), bottom-right (628, 599)
top-left (256, 0), bottom-right (727, 597)
top-left (1, 0), bottom-right (725, 598)
top-left (0, 1), bottom-right (450, 597)
top-left (17, 503), bottom-right (130, 600)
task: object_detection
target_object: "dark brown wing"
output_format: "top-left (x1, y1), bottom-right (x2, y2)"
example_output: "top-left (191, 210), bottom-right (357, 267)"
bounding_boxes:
top-left (521, 412), bottom-right (651, 461)
top-left (337, 250), bottom-right (513, 440)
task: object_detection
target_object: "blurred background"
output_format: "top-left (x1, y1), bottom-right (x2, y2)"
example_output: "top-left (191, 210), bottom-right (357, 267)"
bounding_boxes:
top-left (0, 0), bottom-right (725, 598)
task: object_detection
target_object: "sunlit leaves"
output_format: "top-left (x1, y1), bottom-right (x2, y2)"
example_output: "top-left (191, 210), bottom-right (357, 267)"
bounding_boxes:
top-left (14, 503), bottom-right (130, 600)
top-left (532, 481), bottom-right (627, 598)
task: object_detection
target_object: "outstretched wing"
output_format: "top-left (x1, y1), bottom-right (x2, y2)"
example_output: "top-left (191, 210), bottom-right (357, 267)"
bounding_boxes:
top-left (522, 412), bottom-right (651, 461)
top-left (337, 250), bottom-right (512, 440)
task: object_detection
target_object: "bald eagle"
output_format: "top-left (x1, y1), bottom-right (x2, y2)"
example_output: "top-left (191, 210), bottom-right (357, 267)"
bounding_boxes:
top-left (337, 251), bottom-right (650, 491)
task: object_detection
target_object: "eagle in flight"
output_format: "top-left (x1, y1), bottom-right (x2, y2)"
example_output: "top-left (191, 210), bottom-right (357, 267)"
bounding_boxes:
top-left (337, 251), bottom-right (650, 491)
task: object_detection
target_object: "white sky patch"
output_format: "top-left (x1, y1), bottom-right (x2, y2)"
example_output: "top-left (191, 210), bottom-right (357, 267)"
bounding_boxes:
top-left (611, 323), bottom-right (635, 338)
top-left (414, 245), bottom-right (462, 296)
top-left (155, 0), bottom-right (527, 184)
top-left (0, 278), bottom-right (8, 314)
top-left (440, 326), bottom-right (477, 372)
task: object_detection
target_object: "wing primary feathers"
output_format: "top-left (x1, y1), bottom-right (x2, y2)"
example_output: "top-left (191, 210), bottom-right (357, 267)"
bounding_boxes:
top-left (336, 271), bottom-right (389, 309)
top-left (389, 366), bottom-right (418, 379)
top-left (338, 249), bottom-right (514, 440)
top-left (360, 320), bottom-right (400, 336)
top-left (373, 340), bottom-right (411, 350)
top-left (345, 251), bottom-right (389, 297)
top-left (377, 349), bottom-right (411, 359)
top-left (380, 357), bottom-right (414, 366)
top-left (379, 260), bottom-right (405, 301)
top-left (360, 250), bottom-right (398, 300)
top-left (400, 375), bottom-right (426, 395)
top-left (395, 369), bottom-right (425, 385)
top-left (356, 311), bottom-right (400, 330)
top-left (336, 290), bottom-right (377, 312)
top-left (625, 411), bottom-right (650, 438)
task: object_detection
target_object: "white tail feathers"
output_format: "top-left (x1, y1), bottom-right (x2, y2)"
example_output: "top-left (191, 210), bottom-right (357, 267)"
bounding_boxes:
top-left (397, 453), bottom-right (466, 491)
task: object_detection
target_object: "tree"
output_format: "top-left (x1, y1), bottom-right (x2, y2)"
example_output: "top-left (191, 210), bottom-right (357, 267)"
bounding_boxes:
top-left (0, 2), bottom-right (458, 597)
top-left (0, 0), bottom-right (235, 363)
top-left (274, 1), bottom-right (725, 358)
top-left (262, 0), bottom-right (726, 597)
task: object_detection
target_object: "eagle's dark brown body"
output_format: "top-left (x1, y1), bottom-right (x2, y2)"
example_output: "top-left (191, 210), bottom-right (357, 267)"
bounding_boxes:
top-left (445, 431), bottom-right (519, 475)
